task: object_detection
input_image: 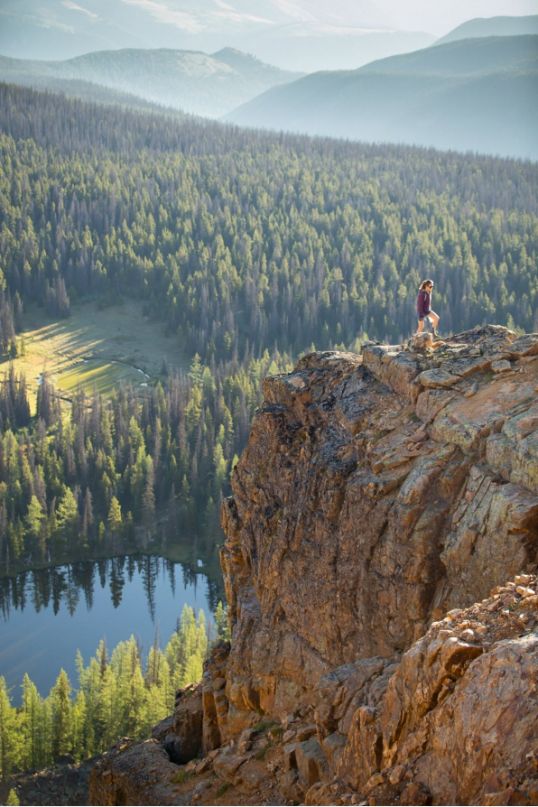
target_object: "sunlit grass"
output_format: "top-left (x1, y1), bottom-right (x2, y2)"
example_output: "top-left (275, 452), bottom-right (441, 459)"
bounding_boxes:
top-left (0, 299), bottom-right (188, 412)
top-left (56, 360), bottom-right (142, 395)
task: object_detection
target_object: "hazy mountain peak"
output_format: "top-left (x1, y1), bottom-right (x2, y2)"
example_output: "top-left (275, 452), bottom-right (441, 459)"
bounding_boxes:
top-left (212, 46), bottom-right (263, 65)
top-left (0, 45), bottom-right (300, 117)
top-left (436, 14), bottom-right (538, 45)
top-left (0, 0), bottom-right (419, 66)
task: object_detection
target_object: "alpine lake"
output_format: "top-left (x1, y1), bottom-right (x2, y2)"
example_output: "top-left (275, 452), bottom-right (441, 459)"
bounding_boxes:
top-left (0, 538), bottom-right (223, 704)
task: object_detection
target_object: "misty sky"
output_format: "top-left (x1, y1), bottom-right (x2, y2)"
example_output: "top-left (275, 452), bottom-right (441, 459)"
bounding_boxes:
top-left (1, 0), bottom-right (537, 67)
top-left (111, 0), bottom-right (538, 35)
top-left (374, 0), bottom-right (538, 34)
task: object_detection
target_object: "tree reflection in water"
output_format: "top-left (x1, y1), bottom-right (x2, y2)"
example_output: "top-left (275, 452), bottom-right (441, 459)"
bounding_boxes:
top-left (0, 555), bottom-right (222, 621)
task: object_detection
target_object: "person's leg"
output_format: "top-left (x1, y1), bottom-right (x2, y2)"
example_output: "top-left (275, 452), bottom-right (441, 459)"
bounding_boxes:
top-left (416, 318), bottom-right (424, 334)
top-left (429, 311), bottom-right (439, 328)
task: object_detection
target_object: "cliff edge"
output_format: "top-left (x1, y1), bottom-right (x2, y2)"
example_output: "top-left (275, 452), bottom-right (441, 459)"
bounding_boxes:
top-left (90, 325), bottom-right (538, 806)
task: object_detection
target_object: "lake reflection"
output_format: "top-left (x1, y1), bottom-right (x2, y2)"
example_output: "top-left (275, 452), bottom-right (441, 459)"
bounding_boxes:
top-left (0, 555), bottom-right (214, 701)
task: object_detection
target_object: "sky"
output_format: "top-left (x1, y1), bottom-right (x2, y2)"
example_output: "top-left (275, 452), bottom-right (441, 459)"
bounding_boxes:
top-left (0, 0), bottom-right (537, 66)
top-left (106, 0), bottom-right (538, 36)
top-left (375, 0), bottom-right (538, 35)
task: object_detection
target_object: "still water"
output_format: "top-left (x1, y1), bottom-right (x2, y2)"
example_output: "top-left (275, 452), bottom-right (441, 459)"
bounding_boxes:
top-left (0, 555), bottom-right (212, 702)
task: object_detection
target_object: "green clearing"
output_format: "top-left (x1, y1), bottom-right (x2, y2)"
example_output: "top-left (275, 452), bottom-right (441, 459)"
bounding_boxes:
top-left (1, 300), bottom-right (189, 410)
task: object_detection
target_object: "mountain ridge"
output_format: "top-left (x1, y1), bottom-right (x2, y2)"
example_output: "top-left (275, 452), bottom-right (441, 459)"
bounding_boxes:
top-left (0, 46), bottom-right (302, 118)
top-left (0, 0), bottom-right (434, 70)
top-left (227, 34), bottom-right (538, 160)
top-left (436, 13), bottom-right (538, 45)
top-left (0, 71), bottom-right (190, 118)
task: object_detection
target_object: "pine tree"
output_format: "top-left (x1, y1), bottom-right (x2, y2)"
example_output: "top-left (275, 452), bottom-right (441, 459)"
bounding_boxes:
top-left (107, 496), bottom-right (123, 537)
top-left (36, 374), bottom-right (60, 427)
top-left (20, 673), bottom-right (46, 771)
top-left (71, 690), bottom-right (87, 761)
top-left (215, 601), bottom-right (230, 641)
top-left (49, 669), bottom-right (73, 759)
top-left (81, 488), bottom-right (94, 543)
top-left (0, 676), bottom-right (20, 780)
top-left (141, 456), bottom-right (156, 531)
top-left (25, 495), bottom-right (45, 546)
top-left (55, 487), bottom-right (79, 545)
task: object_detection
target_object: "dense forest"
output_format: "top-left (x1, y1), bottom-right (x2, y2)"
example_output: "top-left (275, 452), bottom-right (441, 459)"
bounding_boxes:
top-left (0, 602), bottom-right (227, 779)
top-left (1, 83), bottom-right (537, 359)
top-left (0, 353), bottom-right (289, 572)
top-left (0, 81), bottom-right (537, 566)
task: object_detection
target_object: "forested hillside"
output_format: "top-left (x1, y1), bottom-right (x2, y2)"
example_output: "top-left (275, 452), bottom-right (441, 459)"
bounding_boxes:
top-left (0, 81), bottom-right (537, 571)
top-left (0, 355), bottom-right (286, 571)
top-left (0, 67), bottom-right (189, 118)
top-left (2, 84), bottom-right (536, 353)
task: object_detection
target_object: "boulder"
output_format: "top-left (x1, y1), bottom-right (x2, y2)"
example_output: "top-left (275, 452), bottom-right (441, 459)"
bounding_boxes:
top-left (508, 333), bottom-right (538, 357)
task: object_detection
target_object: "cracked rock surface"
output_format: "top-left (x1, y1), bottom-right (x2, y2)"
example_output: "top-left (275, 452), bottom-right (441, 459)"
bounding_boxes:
top-left (221, 326), bottom-right (538, 727)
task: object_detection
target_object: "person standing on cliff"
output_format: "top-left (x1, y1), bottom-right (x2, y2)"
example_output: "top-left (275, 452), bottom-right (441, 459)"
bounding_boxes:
top-left (416, 279), bottom-right (440, 336)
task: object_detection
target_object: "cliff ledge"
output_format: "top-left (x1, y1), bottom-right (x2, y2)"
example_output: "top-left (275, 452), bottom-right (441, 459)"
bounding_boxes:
top-left (90, 325), bottom-right (538, 806)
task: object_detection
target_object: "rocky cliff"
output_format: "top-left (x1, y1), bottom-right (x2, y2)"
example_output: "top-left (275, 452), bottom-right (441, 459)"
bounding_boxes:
top-left (90, 325), bottom-right (538, 806)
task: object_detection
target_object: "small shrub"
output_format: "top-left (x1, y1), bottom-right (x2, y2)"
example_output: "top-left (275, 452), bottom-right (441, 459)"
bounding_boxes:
top-left (252, 718), bottom-right (280, 734)
top-left (170, 768), bottom-right (193, 785)
top-left (268, 724), bottom-right (284, 741)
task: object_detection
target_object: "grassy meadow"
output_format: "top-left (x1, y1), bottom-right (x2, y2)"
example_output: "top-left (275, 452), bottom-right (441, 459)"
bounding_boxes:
top-left (1, 300), bottom-right (189, 411)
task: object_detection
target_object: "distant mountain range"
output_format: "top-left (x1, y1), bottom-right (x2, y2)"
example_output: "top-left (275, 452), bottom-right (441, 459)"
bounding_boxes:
top-left (436, 14), bottom-right (538, 44)
top-left (0, 0), bottom-right (435, 72)
top-left (1, 11), bottom-right (536, 159)
top-left (238, 26), bottom-right (436, 73)
top-left (0, 47), bottom-right (301, 118)
top-left (227, 35), bottom-right (538, 161)
top-left (2, 3), bottom-right (535, 73)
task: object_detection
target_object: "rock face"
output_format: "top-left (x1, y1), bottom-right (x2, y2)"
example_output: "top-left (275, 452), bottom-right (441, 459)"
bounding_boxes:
top-left (89, 326), bottom-right (538, 806)
top-left (320, 576), bottom-right (538, 806)
top-left (220, 325), bottom-right (538, 730)
top-left (1, 757), bottom-right (96, 806)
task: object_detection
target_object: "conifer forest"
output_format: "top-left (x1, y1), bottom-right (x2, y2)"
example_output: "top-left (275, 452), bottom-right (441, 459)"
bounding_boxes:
top-left (0, 602), bottom-right (228, 779)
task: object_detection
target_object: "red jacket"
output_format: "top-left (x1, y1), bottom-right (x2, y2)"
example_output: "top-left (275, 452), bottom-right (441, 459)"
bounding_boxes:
top-left (417, 290), bottom-right (431, 318)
